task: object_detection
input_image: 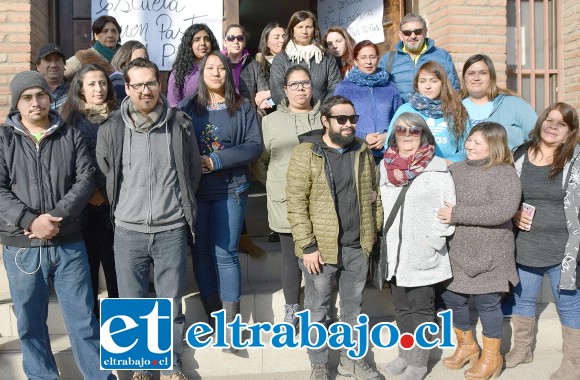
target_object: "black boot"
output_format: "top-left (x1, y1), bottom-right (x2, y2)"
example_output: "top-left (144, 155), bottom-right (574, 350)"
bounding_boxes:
top-left (223, 301), bottom-right (241, 353)
top-left (201, 294), bottom-right (223, 331)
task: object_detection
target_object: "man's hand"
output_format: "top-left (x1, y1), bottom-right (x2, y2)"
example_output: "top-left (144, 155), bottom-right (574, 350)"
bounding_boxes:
top-left (303, 250), bottom-right (325, 274)
top-left (25, 214), bottom-right (62, 240)
top-left (88, 189), bottom-right (106, 206)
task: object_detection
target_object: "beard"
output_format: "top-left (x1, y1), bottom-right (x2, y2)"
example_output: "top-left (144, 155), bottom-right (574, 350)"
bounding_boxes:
top-left (328, 126), bottom-right (355, 147)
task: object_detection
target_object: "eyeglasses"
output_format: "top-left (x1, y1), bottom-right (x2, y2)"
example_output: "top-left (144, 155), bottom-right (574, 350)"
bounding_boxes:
top-left (328, 115), bottom-right (360, 125)
top-left (401, 28), bottom-right (424, 37)
top-left (395, 125), bottom-right (422, 136)
top-left (286, 80), bottom-right (312, 90)
top-left (225, 35), bottom-right (246, 42)
top-left (128, 81), bottom-right (159, 93)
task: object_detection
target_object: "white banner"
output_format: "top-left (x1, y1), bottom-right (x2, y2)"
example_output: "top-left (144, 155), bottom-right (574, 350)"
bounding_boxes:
top-left (91, 0), bottom-right (223, 70)
top-left (317, 0), bottom-right (384, 43)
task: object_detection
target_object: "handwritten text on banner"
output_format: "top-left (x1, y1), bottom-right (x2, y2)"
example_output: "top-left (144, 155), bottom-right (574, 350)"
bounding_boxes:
top-left (317, 0), bottom-right (384, 43)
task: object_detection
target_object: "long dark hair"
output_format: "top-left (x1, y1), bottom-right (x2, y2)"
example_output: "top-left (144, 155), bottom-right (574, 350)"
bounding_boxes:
top-left (528, 102), bottom-right (579, 180)
top-left (323, 26), bottom-right (355, 77)
top-left (283, 10), bottom-right (322, 49)
top-left (194, 52), bottom-right (243, 117)
top-left (60, 63), bottom-right (116, 125)
top-left (414, 61), bottom-right (469, 143)
top-left (461, 54), bottom-right (516, 100)
top-left (91, 15), bottom-right (122, 45)
top-left (256, 22), bottom-right (283, 78)
top-left (111, 40), bottom-right (148, 72)
top-left (171, 24), bottom-right (219, 100)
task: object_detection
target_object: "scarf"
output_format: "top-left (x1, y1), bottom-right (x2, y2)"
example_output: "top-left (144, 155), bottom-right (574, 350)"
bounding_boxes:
top-left (81, 102), bottom-right (109, 124)
top-left (222, 48), bottom-right (250, 93)
top-left (408, 92), bottom-right (444, 119)
top-left (92, 41), bottom-right (119, 62)
top-left (127, 99), bottom-right (165, 132)
top-left (285, 41), bottom-right (323, 68)
top-left (347, 67), bottom-right (390, 88)
top-left (383, 144), bottom-right (435, 186)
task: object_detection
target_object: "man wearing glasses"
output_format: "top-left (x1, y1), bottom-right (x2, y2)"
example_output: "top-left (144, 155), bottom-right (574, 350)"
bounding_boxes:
top-left (286, 96), bottom-right (383, 380)
top-left (96, 58), bottom-right (201, 380)
top-left (379, 13), bottom-right (459, 102)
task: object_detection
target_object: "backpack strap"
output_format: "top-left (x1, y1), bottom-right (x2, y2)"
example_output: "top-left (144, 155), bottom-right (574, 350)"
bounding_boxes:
top-left (386, 51), bottom-right (395, 74)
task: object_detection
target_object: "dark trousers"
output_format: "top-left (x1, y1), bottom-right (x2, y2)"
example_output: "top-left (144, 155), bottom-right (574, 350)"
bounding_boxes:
top-left (83, 204), bottom-right (118, 317)
top-left (391, 278), bottom-right (435, 334)
top-left (280, 233), bottom-right (302, 304)
top-left (441, 289), bottom-right (503, 338)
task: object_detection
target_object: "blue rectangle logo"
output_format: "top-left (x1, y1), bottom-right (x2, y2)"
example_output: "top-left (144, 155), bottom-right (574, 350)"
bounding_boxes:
top-left (100, 298), bottom-right (173, 370)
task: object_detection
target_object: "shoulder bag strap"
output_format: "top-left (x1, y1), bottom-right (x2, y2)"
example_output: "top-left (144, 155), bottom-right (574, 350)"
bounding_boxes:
top-left (383, 180), bottom-right (413, 234)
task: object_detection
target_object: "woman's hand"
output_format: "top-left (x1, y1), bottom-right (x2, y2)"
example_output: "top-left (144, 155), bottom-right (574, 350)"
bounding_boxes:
top-left (255, 90), bottom-right (272, 109)
top-left (201, 155), bottom-right (214, 174)
top-left (437, 201), bottom-right (454, 224)
top-left (513, 210), bottom-right (532, 231)
top-left (366, 132), bottom-right (386, 150)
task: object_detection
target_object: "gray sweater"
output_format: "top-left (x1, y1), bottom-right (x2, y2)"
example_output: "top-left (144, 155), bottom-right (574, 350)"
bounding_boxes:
top-left (446, 160), bottom-right (521, 294)
top-left (379, 156), bottom-right (456, 287)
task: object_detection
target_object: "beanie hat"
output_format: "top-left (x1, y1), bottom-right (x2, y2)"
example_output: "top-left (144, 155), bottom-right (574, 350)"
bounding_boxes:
top-left (9, 71), bottom-right (51, 108)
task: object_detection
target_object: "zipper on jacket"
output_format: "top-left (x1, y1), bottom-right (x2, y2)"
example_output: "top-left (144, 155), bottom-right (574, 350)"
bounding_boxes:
top-left (147, 133), bottom-right (152, 233)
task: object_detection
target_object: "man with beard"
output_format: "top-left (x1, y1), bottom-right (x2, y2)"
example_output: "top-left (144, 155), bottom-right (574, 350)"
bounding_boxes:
top-left (96, 58), bottom-right (201, 380)
top-left (378, 13), bottom-right (459, 102)
top-left (286, 95), bottom-right (383, 380)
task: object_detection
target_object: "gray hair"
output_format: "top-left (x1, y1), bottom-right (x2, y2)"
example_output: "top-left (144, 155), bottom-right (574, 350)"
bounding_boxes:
top-left (387, 112), bottom-right (436, 147)
top-left (399, 13), bottom-right (428, 31)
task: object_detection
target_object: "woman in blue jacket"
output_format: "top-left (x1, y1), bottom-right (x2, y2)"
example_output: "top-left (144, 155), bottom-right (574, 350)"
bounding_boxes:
top-left (387, 61), bottom-right (470, 162)
top-left (179, 52), bottom-right (263, 351)
top-left (334, 40), bottom-right (402, 163)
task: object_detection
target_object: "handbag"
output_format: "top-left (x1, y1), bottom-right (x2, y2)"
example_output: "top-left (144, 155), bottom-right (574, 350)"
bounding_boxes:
top-left (370, 180), bottom-right (413, 289)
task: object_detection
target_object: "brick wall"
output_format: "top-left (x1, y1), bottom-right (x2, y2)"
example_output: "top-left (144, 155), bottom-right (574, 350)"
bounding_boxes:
top-left (416, 0), bottom-right (508, 89)
top-left (0, 0), bottom-right (49, 122)
top-left (562, 0), bottom-right (580, 109)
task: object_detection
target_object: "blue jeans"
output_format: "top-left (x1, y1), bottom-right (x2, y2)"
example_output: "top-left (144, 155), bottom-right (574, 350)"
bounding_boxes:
top-left (3, 242), bottom-right (114, 380)
top-left (300, 246), bottom-right (369, 365)
top-left (512, 264), bottom-right (580, 328)
top-left (114, 225), bottom-right (188, 375)
top-left (441, 289), bottom-right (503, 338)
top-left (191, 197), bottom-right (247, 303)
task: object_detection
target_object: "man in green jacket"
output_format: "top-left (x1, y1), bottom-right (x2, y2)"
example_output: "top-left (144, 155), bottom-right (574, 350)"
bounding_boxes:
top-left (286, 95), bottom-right (383, 380)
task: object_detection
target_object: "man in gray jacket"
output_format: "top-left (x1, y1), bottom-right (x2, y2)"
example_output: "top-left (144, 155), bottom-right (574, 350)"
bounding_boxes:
top-left (96, 58), bottom-right (201, 380)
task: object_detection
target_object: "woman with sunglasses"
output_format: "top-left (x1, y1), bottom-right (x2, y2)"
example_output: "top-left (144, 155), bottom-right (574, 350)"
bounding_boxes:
top-left (387, 61), bottom-right (470, 162)
top-left (270, 10), bottom-right (341, 106)
top-left (258, 65), bottom-right (323, 329)
top-left (506, 103), bottom-right (580, 380)
top-left (323, 26), bottom-right (356, 78)
top-left (379, 112), bottom-right (455, 379)
top-left (437, 122), bottom-right (521, 380)
top-left (462, 54), bottom-right (537, 149)
top-left (168, 23), bottom-right (219, 107)
top-left (179, 52), bottom-right (262, 350)
top-left (334, 40), bottom-right (402, 164)
top-left (60, 63), bottom-right (118, 317)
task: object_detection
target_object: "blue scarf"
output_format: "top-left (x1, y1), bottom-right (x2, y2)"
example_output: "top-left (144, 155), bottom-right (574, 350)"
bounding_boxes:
top-left (93, 41), bottom-right (118, 62)
top-left (408, 92), bottom-right (444, 119)
top-left (347, 67), bottom-right (390, 88)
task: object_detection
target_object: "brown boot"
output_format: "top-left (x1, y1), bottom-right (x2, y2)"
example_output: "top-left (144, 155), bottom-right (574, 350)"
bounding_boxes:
top-left (505, 315), bottom-right (535, 368)
top-left (442, 327), bottom-right (481, 370)
top-left (238, 234), bottom-right (265, 257)
top-left (464, 336), bottom-right (502, 380)
top-left (549, 325), bottom-right (580, 380)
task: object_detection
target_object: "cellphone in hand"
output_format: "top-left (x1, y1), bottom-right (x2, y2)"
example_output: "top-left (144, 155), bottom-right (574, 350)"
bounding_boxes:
top-left (521, 202), bottom-right (535, 231)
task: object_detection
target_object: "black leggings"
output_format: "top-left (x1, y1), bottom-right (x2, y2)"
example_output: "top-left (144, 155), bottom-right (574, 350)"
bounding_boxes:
top-left (442, 289), bottom-right (503, 338)
top-left (280, 233), bottom-right (302, 304)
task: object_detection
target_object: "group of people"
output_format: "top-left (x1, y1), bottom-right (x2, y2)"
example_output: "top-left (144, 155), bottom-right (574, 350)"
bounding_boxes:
top-left (0, 8), bottom-right (578, 380)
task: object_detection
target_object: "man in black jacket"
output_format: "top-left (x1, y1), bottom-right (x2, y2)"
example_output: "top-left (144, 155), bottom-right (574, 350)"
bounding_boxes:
top-left (0, 71), bottom-right (114, 379)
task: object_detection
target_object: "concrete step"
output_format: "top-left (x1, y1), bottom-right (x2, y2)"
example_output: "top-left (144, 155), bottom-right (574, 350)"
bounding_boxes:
top-left (0, 304), bottom-right (564, 379)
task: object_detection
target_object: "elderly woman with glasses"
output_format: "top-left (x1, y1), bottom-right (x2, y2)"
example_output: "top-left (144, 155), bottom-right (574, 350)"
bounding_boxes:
top-left (379, 112), bottom-right (455, 380)
top-left (334, 40), bottom-right (402, 164)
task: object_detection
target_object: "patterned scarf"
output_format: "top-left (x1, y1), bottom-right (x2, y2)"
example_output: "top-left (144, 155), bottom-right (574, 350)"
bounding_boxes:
top-left (285, 41), bottom-right (323, 68)
top-left (408, 92), bottom-right (444, 119)
top-left (347, 67), bottom-right (390, 88)
top-left (92, 41), bottom-right (119, 62)
top-left (383, 144), bottom-right (435, 186)
top-left (127, 100), bottom-right (165, 132)
top-left (81, 102), bottom-right (109, 124)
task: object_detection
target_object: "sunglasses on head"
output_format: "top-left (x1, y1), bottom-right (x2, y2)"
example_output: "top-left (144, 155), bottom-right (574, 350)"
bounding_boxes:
top-left (225, 35), bottom-right (245, 42)
top-left (328, 115), bottom-right (359, 125)
top-left (401, 28), bottom-right (424, 37)
top-left (395, 125), bottom-right (422, 136)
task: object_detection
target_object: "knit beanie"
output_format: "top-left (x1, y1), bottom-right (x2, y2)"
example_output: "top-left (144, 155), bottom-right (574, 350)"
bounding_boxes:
top-left (10, 71), bottom-right (51, 108)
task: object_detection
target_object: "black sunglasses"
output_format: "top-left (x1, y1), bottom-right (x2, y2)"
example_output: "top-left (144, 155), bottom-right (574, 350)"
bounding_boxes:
top-left (328, 115), bottom-right (359, 125)
top-left (401, 28), bottom-right (424, 37)
top-left (225, 35), bottom-right (245, 42)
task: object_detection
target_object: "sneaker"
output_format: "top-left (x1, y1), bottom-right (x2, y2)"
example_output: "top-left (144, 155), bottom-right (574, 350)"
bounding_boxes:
top-left (160, 372), bottom-right (189, 380)
top-left (284, 303), bottom-right (300, 328)
top-left (132, 373), bottom-right (152, 380)
top-left (337, 355), bottom-right (381, 380)
top-left (310, 364), bottom-right (329, 380)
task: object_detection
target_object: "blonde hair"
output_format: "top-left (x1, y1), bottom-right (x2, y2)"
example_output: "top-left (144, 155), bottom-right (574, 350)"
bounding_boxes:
top-left (468, 122), bottom-right (513, 167)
